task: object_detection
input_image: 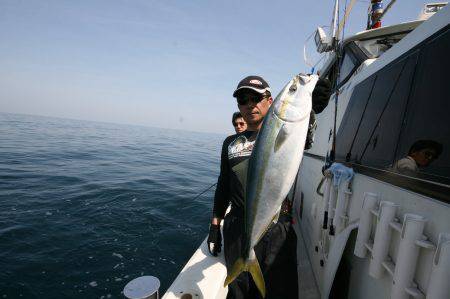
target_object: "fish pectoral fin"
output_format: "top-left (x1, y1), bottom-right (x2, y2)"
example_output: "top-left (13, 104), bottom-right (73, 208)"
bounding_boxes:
top-left (274, 123), bottom-right (291, 152)
top-left (224, 251), bottom-right (266, 298)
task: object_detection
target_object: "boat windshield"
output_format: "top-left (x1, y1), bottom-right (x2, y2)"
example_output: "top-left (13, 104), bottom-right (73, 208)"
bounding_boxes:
top-left (354, 32), bottom-right (409, 58)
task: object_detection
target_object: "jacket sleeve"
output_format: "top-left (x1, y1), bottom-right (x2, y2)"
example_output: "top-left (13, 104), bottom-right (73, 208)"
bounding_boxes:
top-left (312, 77), bottom-right (332, 114)
top-left (212, 137), bottom-right (230, 219)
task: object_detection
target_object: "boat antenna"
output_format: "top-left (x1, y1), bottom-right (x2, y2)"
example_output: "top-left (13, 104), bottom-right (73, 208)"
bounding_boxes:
top-left (340, 0), bottom-right (350, 42)
top-left (336, 0), bottom-right (358, 39)
top-left (191, 182), bottom-right (217, 201)
top-left (331, 0), bottom-right (340, 46)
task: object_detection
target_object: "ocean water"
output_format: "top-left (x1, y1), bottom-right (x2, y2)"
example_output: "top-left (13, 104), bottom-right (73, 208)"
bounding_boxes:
top-left (0, 113), bottom-right (224, 298)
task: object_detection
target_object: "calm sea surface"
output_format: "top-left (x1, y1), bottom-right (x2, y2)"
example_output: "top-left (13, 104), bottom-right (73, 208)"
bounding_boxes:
top-left (0, 113), bottom-right (224, 298)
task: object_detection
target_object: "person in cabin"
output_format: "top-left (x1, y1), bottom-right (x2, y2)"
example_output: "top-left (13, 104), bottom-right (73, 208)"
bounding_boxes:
top-left (207, 75), bottom-right (331, 299)
top-left (392, 140), bottom-right (443, 175)
top-left (232, 112), bottom-right (247, 134)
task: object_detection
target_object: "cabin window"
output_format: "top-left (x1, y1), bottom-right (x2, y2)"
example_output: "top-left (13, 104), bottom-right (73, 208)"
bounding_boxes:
top-left (335, 75), bottom-right (376, 162)
top-left (339, 49), bottom-right (358, 84)
top-left (323, 60), bottom-right (339, 91)
top-left (393, 28), bottom-right (450, 185)
top-left (337, 43), bottom-right (366, 88)
top-left (353, 52), bottom-right (419, 167)
top-left (354, 32), bottom-right (409, 59)
top-left (335, 49), bottom-right (419, 165)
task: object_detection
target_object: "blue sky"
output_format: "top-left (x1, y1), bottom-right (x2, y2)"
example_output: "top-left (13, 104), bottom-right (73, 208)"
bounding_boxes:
top-left (0, 0), bottom-right (433, 133)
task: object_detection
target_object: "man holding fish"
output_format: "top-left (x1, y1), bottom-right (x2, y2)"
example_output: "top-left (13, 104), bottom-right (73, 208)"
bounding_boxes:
top-left (208, 75), bottom-right (331, 298)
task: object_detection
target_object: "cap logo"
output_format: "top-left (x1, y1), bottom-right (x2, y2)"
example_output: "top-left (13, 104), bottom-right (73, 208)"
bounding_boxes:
top-left (249, 79), bottom-right (263, 86)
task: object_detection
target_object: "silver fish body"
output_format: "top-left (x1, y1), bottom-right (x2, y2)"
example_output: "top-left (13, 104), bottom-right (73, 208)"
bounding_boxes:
top-left (246, 74), bottom-right (318, 251)
top-left (224, 74), bottom-right (318, 297)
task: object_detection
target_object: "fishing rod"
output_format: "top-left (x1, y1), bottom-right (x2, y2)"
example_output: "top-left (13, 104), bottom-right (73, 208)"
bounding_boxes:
top-left (191, 182), bottom-right (217, 201)
top-left (330, 0), bottom-right (341, 163)
top-left (323, 0), bottom-right (353, 235)
top-left (329, 0), bottom-right (354, 162)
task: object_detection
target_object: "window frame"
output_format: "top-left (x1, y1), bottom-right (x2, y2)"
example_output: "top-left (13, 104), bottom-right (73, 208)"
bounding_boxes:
top-left (337, 42), bottom-right (367, 88)
top-left (333, 25), bottom-right (450, 204)
top-left (392, 28), bottom-right (450, 186)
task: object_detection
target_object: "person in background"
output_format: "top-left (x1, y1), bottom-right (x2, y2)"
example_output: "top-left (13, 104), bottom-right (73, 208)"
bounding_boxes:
top-left (207, 75), bottom-right (332, 298)
top-left (393, 140), bottom-right (443, 175)
top-left (232, 112), bottom-right (247, 134)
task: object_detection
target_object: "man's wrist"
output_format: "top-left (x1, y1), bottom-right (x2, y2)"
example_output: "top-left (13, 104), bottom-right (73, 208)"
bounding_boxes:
top-left (210, 224), bottom-right (220, 230)
top-left (211, 217), bottom-right (222, 225)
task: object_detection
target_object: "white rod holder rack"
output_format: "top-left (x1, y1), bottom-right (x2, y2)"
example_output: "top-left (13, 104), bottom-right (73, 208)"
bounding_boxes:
top-left (391, 214), bottom-right (427, 299)
top-left (369, 201), bottom-right (398, 279)
top-left (427, 233), bottom-right (450, 299)
top-left (354, 192), bottom-right (379, 258)
top-left (351, 193), bottom-right (447, 299)
top-left (322, 175), bottom-right (333, 230)
top-left (334, 187), bottom-right (352, 234)
top-left (327, 184), bottom-right (338, 235)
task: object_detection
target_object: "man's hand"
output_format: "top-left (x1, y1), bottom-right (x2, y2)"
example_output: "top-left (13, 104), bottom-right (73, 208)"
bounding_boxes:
top-left (207, 224), bottom-right (222, 256)
top-left (312, 78), bottom-right (332, 114)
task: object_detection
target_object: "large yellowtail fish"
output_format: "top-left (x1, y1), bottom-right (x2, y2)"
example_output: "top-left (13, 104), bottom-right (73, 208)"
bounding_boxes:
top-left (224, 74), bottom-right (318, 297)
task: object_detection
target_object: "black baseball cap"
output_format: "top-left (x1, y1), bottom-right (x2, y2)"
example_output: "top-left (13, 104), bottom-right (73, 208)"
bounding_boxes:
top-left (232, 75), bottom-right (271, 97)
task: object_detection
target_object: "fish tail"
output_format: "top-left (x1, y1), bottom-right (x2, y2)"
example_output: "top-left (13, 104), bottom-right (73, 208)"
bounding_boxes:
top-left (248, 254), bottom-right (266, 298)
top-left (223, 258), bottom-right (245, 288)
top-left (224, 249), bottom-right (266, 298)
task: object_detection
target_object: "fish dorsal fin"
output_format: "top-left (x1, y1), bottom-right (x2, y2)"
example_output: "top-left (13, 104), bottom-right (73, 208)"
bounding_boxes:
top-left (274, 123), bottom-right (291, 152)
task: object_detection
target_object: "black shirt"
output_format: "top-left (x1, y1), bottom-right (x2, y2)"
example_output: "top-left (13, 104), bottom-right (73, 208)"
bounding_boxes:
top-left (212, 130), bottom-right (256, 219)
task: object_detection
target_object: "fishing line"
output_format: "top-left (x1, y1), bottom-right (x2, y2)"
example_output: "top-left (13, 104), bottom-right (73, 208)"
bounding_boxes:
top-left (191, 182), bottom-right (217, 201)
top-left (303, 26), bottom-right (330, 73)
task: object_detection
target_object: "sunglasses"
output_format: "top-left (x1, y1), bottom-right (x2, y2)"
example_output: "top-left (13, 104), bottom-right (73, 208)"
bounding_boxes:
top-left (237, 94), bottom-right (266, 106)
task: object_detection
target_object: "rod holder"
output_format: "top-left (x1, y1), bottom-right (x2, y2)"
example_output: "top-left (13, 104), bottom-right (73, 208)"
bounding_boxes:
top-left (322, 176), bottom-right (333, 229)
top-left (334, 186), bottom-right (351, 233)
top-left (427, 233), bottom-right (450, 299)
top-left (327, 184), bottom-right (338, 235)
top-left (369, 201), bottom-right (398, 279)
top-left (354, 192), bottom-right (379, 258)
top-left (312, 201), bottom-right (323, 251)
top-left (391, 214), bottom-right (427, 299)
